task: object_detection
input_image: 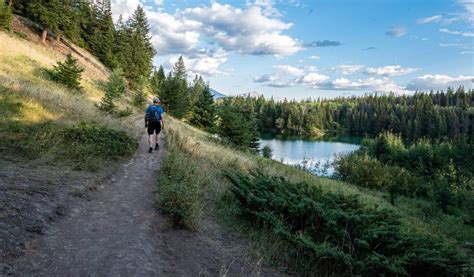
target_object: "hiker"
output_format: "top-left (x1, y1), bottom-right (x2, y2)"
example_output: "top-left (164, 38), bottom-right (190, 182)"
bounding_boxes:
top-left (145, 97), bottom-right (164, 153)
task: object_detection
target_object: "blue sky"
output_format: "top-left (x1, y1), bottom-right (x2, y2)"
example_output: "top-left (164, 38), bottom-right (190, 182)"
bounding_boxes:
top-left (112, 0), bottom-right (474, 100)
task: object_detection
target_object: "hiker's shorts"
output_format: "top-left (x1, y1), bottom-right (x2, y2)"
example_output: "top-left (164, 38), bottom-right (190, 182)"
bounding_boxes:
top-left (147, 121), bottom-right (161, 135)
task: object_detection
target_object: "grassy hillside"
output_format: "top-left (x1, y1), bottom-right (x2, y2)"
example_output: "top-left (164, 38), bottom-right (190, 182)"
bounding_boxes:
top-left (0, 22), bottom-right (138, 262)
top-left (0, 20), bottom-right (140, 162)
top-left (159, 117), bottom-right (473, 275)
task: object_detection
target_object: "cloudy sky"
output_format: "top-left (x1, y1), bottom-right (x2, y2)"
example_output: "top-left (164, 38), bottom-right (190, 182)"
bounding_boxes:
top-left (112, 0), bottom-right (474, 100)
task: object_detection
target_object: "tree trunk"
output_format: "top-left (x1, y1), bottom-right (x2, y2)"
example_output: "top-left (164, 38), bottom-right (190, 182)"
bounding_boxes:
top-left (8, 0), bottom-right (13, 7)
top-left (56, 34), bottom-right (61, 43)
top-left (41, 29), bottom-right (48, 44)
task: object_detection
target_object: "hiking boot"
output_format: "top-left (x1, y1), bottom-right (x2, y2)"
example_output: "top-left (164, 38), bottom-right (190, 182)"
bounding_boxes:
top-left (148, 147), bottom-right (153, 153)
top-left (155, 143), bottom-right (160, 150)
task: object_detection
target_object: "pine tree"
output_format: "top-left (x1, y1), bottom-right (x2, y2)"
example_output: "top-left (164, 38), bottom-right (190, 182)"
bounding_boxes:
top-left (217, 101), bottom-right (254, 149)
top-left (0, 0), bottom-right (13, 31)
top-left (150, 65), bottom-right (165, 96)
top-left (50, 54), bottom-right (84, 90)
top-left (190, 84), bottom-right (215, 130)
top-left (173, 56), bottom-right (187, 79)
top-left (190, 75), bottom-right (205, 106)
top-left (60, 1), bottom-right (86, 46)
top-left (123, 5), bottom-right (156, 87)
top-left (27, 0), bottom-right (64, 43)
top-left (98, 67), bottom-right (128, 114)
top-left (103, 67), bottom-right (127, 98)
top-left (159, 57), bottom-right (190, 119)
top-left (85, 0), bottom-right (116, 68)
top-left (132, 76), bottom-right (148, 109)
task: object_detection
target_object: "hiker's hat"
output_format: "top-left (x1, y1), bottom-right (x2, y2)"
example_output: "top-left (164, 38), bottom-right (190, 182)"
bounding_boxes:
top-left (153, 97), bottom-right (160, 103)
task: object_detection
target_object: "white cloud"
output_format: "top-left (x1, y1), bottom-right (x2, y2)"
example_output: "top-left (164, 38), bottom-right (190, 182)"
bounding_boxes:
top-left (111, 0), bottom-right (142, 22)
top-left (111, 1), bottom-right (302, 77)
top-left (439, 43), bottom-right (464, 47)
top-left (247, 0), bottom-right (282, 17)
top-left (438, 1), bottom-right (474, 26)
top-left (385, 26), bottom-right (407, 37)
top-left (417, 15), bottom-right (442, 24)
top-left (254, 65), bottom-right (409, 93)
top-left (460, 51), bottom-right (474, 54)
top-left (365, 65), bottom-right (418, 76)
top-left (111, 1), bottom-right (201, 55)
top-left (167, 48), bottom-right (229, 76)
top-left (254, 64), bottom-right (304, 86)
top-left (407, 74), bottom-right (474, 91)
top-left (298, 73), bottom-right (330, 87)
top-left (331, 64), bottom-right (417, 76)
top-left (274, 65), bottom-right (305, 76)
top-left (458, 0), bottom-right (474, 25)
top-left (331, 64), bottom-right (364, 75)
top-left (147, 12), bottom-right (201, 55)
top-left (183, 2), bottom-right (301, 55)
top-left (317, 77), bottom-right (408, 93)
top-left (309, 55), bottom-right (320, 60)
top-left (439, 28), bottom-right (474, 37)
top-left (254, 74), bottom-right (278, 83)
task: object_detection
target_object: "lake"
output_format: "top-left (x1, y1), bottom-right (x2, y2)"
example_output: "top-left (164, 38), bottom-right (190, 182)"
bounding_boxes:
top-left (259, 136), bottom-right (362, 176)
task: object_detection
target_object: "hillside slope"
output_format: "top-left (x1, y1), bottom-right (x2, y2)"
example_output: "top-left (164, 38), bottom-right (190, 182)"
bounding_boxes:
top-left (0, 18), bottom-right (139, 267)
top-left (159, 117), bottom-right (473, 275)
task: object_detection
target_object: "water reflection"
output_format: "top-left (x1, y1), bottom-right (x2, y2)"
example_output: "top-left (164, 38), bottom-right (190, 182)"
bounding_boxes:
top-left (259, 137), bottom-right (361, 176)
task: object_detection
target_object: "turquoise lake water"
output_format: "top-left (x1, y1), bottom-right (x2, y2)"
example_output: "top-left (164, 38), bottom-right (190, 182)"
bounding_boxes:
top-left (259, 136), bottom-right (362, 176)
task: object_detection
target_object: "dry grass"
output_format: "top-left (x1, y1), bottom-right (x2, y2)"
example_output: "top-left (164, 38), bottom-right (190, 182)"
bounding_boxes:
top-left (0, 29), bottom-right (138, 135)
top-left (0, 29), bottom-right (108, 101)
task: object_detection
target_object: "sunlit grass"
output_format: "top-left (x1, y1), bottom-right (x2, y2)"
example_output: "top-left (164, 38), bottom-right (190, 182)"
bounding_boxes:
top-left (0, 31), bottom-right (108, 94)
top-left (0, 29), bottom-right (139, 169)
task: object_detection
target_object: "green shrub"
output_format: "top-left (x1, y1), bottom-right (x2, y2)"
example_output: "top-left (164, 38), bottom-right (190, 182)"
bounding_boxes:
top-left (156, 130), bottom-right (200, 229)
top-left (63, 123), bottom-right (137, 169)
top-left (363, 132), bottom-right (404, 158)
top-left (224, 171), bottom-right (471, 276)
top-left (98, 68), bottom-right (128, 115)
top-left (261, 145), bottom-right (272, 159)
top-left (48, 54), bottom-right (84, 90)
top-left (339, 132), bottom-right (474, 214)
top-left (0, 120), bottom-right (60, 158)
top-left (334, 153), bottom-right (390, 189)
top-left (132, 88), bottom-right (147, 109)
top-left (103, 68), bottom-right (127, 99)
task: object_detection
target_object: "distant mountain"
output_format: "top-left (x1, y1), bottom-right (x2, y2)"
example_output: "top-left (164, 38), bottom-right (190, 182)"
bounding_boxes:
top-left (210, 88), bottom-right (226, 99)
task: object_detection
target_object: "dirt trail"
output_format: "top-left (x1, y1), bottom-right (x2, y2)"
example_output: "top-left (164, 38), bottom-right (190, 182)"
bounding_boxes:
top-left (8, 129), bottom-right (280, 276)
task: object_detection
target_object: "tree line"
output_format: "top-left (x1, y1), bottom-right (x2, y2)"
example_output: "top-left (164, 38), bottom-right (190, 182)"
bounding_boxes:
top-left (227, 87), bottom-right (474, 141)
top-left (10, 0), bottom-right (155, 88)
